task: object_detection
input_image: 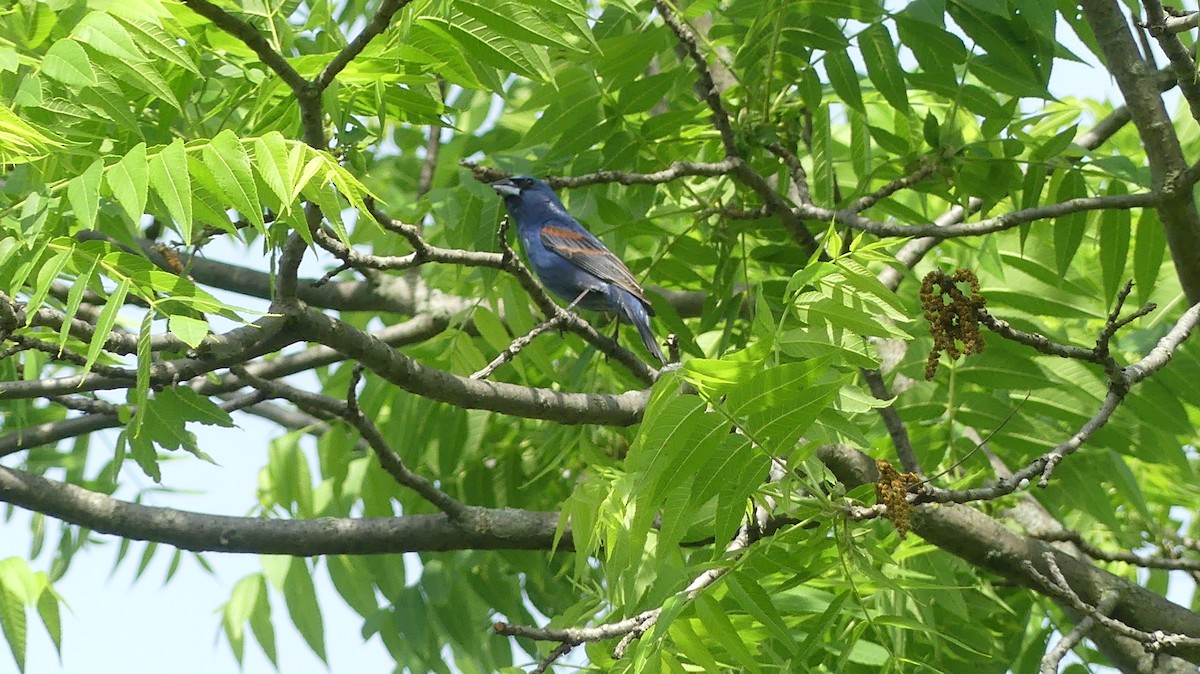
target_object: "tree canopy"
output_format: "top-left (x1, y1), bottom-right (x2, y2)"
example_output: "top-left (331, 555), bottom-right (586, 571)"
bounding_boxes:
top-left (2, 0), bottom-right (1200, 672)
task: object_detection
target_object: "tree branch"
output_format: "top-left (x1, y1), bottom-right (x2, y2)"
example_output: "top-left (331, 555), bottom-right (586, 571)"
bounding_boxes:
top-left (179, 0), bottom-right (307, 93)
top-left (1081, 0), bottom-right (1200, 303)
top-left (650, 0), bottom-right (737, 156)
top-left (818, 445), bottom-right (1200, 669)
top-left (296, 304), bottom-right (650, 425)
top-left (800, 190), bottom-right (1159, 240)
top-left (312, 0), bottom-right (415, 92)
top-left (0, 466), bottom-right (569, 554)
top-left (920, 301), bottom-right (1200, 502)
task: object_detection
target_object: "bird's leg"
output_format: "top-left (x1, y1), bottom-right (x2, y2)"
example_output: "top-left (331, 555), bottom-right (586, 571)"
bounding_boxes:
top-left (565, 289), bottom-right (589, 312)
top-left (558, 289), bottom-right (590, 339)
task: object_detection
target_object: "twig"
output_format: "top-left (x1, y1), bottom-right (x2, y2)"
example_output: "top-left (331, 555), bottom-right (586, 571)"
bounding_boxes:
top-left (919, 302), bottom-right (1200, 502)
top-left (765, 142), bottom-right (811, 204)
top-left (650, 0), bottom-right (737, 156)
top-left (230, 366), bottom-right (471, 519)
top-left (1040, 589), bottom-right (1120, 674)
top-left (1033, 530), bottom-right (1200, 571)
top-left (1164, 11), bottom-right (1200, 33)
top-left (862, 369), bottom-right (922, 475)
top-left (798, 189), bottom-right (1159, 240)
top-left (472, 291), bottom-right (589, 380)
top-left (847, 160), bottom-right (940, 214)
top-left (179, 0), bottom-right (307, 94)
top-left (463, 158), bottom-right (741, 188)
top-left (48, 395), bottom-right (120, 415)
top-left (1026, 552), bottom-right (1200, 653)
top-left (531, 642), bottom-right (575, 674)
top-left (313, 0), bottom-right (414, 92)
top-left (1141, 0), bottom-right (1200, 123)
top-left (311, 261), bottom-right (354, 288)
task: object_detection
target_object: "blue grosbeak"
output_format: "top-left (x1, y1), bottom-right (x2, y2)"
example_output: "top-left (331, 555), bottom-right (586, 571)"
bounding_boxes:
top-left (492, 176), bottom-right (666, 365)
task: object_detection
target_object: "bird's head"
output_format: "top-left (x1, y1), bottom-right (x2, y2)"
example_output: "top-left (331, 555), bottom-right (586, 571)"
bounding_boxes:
top-left (490, 175), bottom-right (562, 216)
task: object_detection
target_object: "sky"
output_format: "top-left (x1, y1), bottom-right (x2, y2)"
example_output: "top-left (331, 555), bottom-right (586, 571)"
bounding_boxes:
top-left (0, 6), bottom-right (1191, 674)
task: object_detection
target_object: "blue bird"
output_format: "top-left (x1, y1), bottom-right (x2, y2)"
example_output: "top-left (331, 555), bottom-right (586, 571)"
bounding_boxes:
top-left (491, 176), bottom-right (666, 365)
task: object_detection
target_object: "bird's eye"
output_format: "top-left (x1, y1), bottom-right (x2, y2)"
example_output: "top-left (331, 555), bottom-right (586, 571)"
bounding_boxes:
top-left (515, 177), bottom-right (533, 188)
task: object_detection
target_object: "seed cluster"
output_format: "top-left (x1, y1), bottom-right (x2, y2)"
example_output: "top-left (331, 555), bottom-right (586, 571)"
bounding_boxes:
top-left (874, 459), bottom-right (920, 538)
top-left (920, 268), bottom-right (986, 379)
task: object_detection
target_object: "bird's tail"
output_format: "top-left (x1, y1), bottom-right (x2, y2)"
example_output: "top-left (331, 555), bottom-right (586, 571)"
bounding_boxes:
top-left (613, 289), bottom-right (666, 365)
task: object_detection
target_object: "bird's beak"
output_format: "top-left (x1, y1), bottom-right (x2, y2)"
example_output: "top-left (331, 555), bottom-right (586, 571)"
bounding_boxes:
top-left (491, 178), bottom-right (521, 197)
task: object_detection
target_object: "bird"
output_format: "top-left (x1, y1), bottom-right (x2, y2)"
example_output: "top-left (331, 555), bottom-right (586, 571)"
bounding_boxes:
top-left (491, 175), bottom-right (666, 365)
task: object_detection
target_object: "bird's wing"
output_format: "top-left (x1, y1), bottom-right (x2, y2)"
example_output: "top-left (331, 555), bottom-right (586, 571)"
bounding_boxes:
top-left (539, 218), bottom-right (650, 305)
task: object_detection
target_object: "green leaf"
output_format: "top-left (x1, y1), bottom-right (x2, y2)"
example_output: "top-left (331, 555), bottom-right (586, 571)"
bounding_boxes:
top-left (0, 102), bottom-right (60, 163)
top-left (131, 310), bottom-right (153, 436)
top-left (115, 16), bottom-right (199, 73)
top-left (66, 159), bottom-right (104, 230)
top-left (23, 250), bottom-right (70, 323)
top-left (1133, 207), bottom-right (1164, 307)
top-left (857, 24), bottom-right (908, 113)
top-left (148, 139), bottom-right (193, 242)
top-left (203, 130), bottom-right (264, 232)
top-left (456, 0), bottom-right (585, 52)
top-left (1053, 169), bottom-right (1088, 277)
top-left (59, 253), bottom-right (98, 349)
top-left (84, 276), bottom-right (129, 375)
top-left (167, 314), bottom-right (208, 349)
top-left (106, 142), bottom-right (149, 223)
top-left (248, 581), bottom-right (277, 667)
top-left (969, 54), bottom-right (1049, 98)
top-left (34, 590), bottom-right (60, 657)
top-left (281, 558), bottom-right (326, 663)
top-left (806, 298), bottom-right (910, 339)
top-left (72, 12), bottom-right (147, 63)
top-left (725, 572), bottom-right (796, 654)
top-left (41, 39), bottom-right (97, 86)
top-left (824, 47), bottom-right (863, 112)
top-left (668, 620), bottom-right (725, 673)
top-left (0, 581), bottom-right (25, 674)
top-left (419, 15), bottom-right (548, 81)
top-left (1098, 181), bottom-right (1131, 305)
top-left (222, 575), bottom-right (259, 663)
top-left (628, 396), bottom-right (730, 508)
top-left (251, 132), bottom-right (293, 213)
top-left (153, 386), bottom-right (233, 427)
top-left (694, 594), bottom-right (760, 671)
top-left (89, 50), bottom-right (183, 112)
top-left (811, 104), bottom-right (835, 204)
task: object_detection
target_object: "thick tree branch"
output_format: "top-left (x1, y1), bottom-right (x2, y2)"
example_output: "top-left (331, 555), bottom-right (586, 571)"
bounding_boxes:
top-left (0, 466), bottom-right (569, 554)
top-left (0, 316), bottom-right (295, 401)
top-left (818, 445), bottom-right (1200, 670)
top-left (1081, 0), bottom-right (1200, 303)
top-left (296, 304), bottom-right (650, 425)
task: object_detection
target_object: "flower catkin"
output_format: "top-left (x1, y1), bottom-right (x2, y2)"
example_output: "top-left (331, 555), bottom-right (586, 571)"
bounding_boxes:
top-left (920, 268), bottom-right (986, 379)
